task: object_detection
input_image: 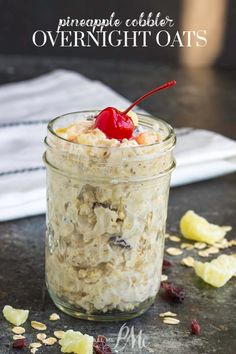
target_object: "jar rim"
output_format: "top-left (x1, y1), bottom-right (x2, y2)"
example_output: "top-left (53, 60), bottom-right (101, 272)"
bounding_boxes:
top-left (47, 110), bottom-right (176, 151)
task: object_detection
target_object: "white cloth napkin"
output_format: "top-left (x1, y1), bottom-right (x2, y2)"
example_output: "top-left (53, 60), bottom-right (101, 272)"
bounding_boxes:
top-left (0, 70), bottom-right (236, 221)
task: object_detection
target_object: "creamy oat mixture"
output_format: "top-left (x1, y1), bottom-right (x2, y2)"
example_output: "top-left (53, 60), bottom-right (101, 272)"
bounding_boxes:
top-left (45, 111), bottom-right (174, 314)
top-left (55, 110), bottom-right (161, 147)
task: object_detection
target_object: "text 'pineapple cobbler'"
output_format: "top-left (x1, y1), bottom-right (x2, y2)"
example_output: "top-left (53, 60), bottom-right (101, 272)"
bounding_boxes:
top-left (44, 81), bottom-right (176, 320)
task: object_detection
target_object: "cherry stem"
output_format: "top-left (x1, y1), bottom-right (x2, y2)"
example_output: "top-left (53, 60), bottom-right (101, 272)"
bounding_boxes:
top-left (122, 80), bottom-right (176, 116)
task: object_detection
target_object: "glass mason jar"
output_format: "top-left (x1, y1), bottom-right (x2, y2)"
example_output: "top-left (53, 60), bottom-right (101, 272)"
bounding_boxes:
top-left (43, 110), bottom-right (176, 321)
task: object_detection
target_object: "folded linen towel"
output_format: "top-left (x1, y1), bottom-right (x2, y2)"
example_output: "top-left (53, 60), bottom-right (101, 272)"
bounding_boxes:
top-left (0, 70), bottom-right (236, 221)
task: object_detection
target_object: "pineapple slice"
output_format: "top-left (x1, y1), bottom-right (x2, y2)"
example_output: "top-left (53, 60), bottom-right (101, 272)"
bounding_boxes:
top-left (126, 110), bottom-right (139, 126)
top-left (180, 210), bottom-right (230, 245)
top-left (3, 305), bottom-right (29, 326)
top-left (55, 127), bottom-right (68, 135)
top-left (59, 330), bottom-right (93, 354)
top-left (194, 254), bottom-right (236, 287)
top-left (117, 108), bottom-right (139, 126)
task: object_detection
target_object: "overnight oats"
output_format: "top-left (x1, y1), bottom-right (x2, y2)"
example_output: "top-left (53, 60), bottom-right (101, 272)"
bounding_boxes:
top-left (43, 81), bottom-right (176, 321)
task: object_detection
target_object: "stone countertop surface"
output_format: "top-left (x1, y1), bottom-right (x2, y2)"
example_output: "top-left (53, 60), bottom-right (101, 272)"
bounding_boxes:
top-left (0, 55), bottom-right (236, 354)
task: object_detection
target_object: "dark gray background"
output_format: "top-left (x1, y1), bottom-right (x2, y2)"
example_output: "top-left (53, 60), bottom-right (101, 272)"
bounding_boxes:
top-left (0, 0), bottom-right (236, 66)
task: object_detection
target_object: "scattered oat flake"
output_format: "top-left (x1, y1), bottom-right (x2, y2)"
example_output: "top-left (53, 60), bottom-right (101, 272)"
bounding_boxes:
top-left (31, 321), bottom-right (47, 331)
top-left (37, 333), bottom-right (47, 341)
top-left (12, 326), bottom-right (25, 334)
top-left (220, 238), bottom-right (229, 245)
top-left (198, 250), bottom-right (210, 257)
top-left (49, 313), bottom-right (60, 321)
top-left (181, 256), bottom-right (195, 267)
top-left (169, 235), bottom-right (181, 242)
top-left (30, 349), bottom-right (38, 354)
top-left (222, 226), bottom-right (232, 232)
top-left (228, 240), bottom-right (236, 246)
top-left (214, 242), bottom-right (227, 249)
top-left (180, 243), bottom-right (194, 250)
top-left (213, 238), bottom-right (229, 249)
top-left (163, 317), bottom-right (180, 324)
top-left (159, 311), bottom-right (177, 317)
top-left (194, 242), bottom-right (207, 250)
top-left (43, 337), bottom-right (57, 345)
top-left (13, 335), bottom-right (25, 340)
top-left (165, 233), bottom-right (170, 239)
top-left (161, 274), bottom-right (168, 281)
top-left (30, 343), bottom-right (42, 348)
top-left (54, 330), bottom-right (65, 339)
top-left (207, 247), bottom-right (219, 254)
top-left (166, 247), bottom-right (183, 256)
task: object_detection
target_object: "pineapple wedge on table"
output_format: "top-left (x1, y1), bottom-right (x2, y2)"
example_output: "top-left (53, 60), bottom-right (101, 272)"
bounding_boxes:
top-left (180, 210), bottom-right (230, 245)
top-left (194, 254), bottom-right (236, 287)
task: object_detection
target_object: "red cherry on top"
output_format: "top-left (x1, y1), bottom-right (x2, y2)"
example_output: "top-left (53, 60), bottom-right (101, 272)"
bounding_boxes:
top-left (94, 107), bottom-right (134, 140)
top-left (95, 80), bottom-right (176, 141)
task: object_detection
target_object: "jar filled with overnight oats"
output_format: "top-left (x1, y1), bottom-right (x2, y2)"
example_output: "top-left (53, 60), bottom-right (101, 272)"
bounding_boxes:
top-left (43, 110), bottom-right (176, 321)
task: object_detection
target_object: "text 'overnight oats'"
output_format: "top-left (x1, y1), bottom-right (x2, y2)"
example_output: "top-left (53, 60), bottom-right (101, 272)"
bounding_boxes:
top-left (44, 82), bottom-right (176, 321)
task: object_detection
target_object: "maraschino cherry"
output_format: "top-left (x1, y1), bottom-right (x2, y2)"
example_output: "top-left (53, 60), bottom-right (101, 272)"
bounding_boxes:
top-left (94, 80), bottom-right (176, 140)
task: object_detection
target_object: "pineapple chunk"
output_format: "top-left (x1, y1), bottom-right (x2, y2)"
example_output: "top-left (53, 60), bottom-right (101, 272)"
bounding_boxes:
top-left (180, 210), bottom-right (230, 245)
top-left (3, 305), bottom-right (29, 326)
top-left (194, 254), bottom-right (236, 287)
top-left (59, 330), bottom-right (93, 354)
